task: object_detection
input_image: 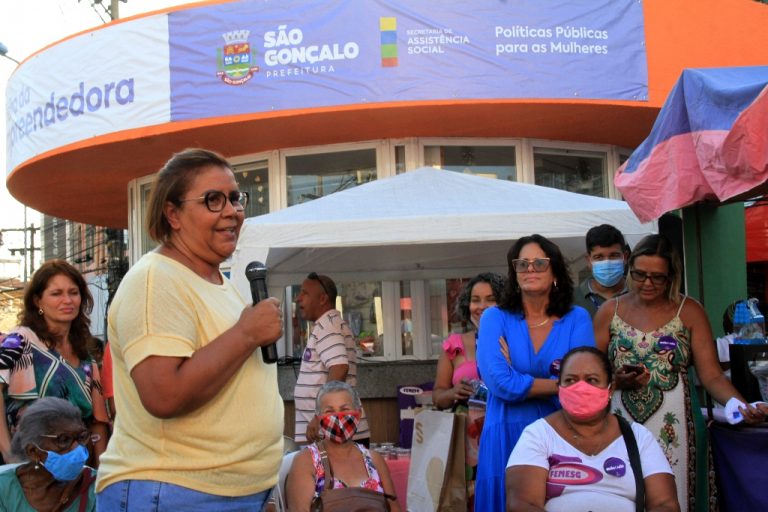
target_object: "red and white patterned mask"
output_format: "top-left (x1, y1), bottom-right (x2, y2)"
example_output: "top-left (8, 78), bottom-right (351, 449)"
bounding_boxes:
top-left (318, 411), bottom-right (361, 443)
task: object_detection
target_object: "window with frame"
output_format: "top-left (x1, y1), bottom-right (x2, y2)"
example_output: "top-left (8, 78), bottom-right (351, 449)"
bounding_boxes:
top-left (619, 153), bottom-right (630, 166)
top-left (394, 277), bottom-right (477, 360)
top-left (395, 145), bottom-right (406, 175)
top-left (424, 145), bottom-right (517, 180)
top-left (139, 182), bottom-right (159, 255)
top-left (533, 147), bottom-right (607, 197)
top-left (289, 280), bottom-right (385, 359)
top-left (286, 149), bottom-right (377, 206)
top-left (233, 160), bottom-right (270, 218)
top-left (426, 278), bottom-right (471, 358)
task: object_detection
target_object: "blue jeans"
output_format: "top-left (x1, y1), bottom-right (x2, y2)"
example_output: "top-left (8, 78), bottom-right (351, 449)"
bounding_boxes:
top-left (96, 480), bottom-right (272, 511)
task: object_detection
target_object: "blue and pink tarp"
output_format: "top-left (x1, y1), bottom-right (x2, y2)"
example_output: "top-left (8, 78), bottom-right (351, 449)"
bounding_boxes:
top-left (615, 66), bottom-right (768, 223)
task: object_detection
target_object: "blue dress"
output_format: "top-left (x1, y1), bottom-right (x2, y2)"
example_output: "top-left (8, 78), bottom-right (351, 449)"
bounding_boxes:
top-left (474, 306), bottom-right (594, 511)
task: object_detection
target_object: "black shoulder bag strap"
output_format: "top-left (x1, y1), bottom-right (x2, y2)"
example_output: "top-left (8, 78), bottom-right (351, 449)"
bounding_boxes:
top-left (616, 414), bottom-right (645, 512)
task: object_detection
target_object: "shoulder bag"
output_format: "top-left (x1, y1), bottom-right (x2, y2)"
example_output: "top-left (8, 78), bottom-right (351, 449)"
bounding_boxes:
top-left (309, 442), bottom-right (394, 512)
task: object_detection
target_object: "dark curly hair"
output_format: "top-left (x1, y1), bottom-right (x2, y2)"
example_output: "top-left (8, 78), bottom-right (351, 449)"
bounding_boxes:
top-left (498, 234), bottom-right (574, 317)
top-left (19, 259), bottom-right (93, 361)
top-left (455, 272), bottom-right (506, 325)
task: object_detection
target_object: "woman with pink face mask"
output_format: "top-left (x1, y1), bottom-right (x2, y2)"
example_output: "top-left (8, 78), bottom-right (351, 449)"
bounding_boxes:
top-left (285, 381), bottom-right (400, 512)
top-left (506, 347), bottom-right (679, 512)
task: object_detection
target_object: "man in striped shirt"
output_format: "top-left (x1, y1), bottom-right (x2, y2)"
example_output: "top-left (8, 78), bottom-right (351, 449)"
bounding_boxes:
top-left (293, 273), bottom-right (370, 445)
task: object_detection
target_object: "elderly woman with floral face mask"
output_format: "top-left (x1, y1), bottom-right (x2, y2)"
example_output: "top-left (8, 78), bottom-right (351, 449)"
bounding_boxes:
top-left (0, 397), bottom-right (97, 511)
top-left (286, 381), bottom-right (400, 512)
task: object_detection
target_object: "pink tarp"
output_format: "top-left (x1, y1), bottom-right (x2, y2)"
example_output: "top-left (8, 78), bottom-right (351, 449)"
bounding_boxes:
top-left (615, 67), bottom-right (768, 223)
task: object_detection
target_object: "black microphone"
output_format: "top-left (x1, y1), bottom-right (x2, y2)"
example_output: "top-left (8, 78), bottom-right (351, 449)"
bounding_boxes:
top-left (245, 261), bottom-right (279, 364)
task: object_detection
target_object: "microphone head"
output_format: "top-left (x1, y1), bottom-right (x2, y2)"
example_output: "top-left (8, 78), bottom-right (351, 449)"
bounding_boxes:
top-left (245, 260), bottom-right (267, 281)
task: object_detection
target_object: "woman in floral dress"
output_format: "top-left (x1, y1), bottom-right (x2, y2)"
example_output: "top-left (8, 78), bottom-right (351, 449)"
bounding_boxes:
top-left (594, 234), bottom-right (767, 511)
top-left (0, 260), bottom-right (109, 466)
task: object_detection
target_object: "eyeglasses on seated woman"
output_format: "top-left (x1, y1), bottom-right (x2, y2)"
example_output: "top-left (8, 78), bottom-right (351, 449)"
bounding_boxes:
top-left (505, 346), bottom-right (680, 512)
top-left (0, 397), bottom-right (97, 511)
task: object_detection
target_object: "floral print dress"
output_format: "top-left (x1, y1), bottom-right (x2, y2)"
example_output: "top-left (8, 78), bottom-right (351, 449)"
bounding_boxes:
top-left (309, 442), bottom-right (385, 496)
top-left (608, 296), bottom-right (715, 512)
top-left (0, 326), bottom-right (107, 436)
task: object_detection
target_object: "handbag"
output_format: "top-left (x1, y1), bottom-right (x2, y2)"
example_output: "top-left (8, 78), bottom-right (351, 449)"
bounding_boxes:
top-left (309, 442), bottom-right (394, 512)
top-left (406, 409), bottom-right (467, 512)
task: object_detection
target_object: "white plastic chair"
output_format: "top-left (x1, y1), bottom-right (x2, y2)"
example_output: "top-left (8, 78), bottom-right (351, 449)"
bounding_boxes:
top-left (272, 450), bottom-right (299, 512)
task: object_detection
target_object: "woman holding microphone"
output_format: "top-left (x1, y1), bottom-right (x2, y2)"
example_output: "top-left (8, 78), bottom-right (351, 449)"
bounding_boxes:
top-left (96, 148), bottom-right (284, 510)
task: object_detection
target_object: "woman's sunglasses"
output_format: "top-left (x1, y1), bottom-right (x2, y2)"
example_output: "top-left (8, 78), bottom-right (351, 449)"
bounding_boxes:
top-left (629, 269), bottom-right (669, 286)
top-left (511, 258), bottom-right (551, 273)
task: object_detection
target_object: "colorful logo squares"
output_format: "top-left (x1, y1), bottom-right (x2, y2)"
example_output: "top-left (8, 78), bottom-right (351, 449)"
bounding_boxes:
top-left (380, 17), bottom-right (398, 67)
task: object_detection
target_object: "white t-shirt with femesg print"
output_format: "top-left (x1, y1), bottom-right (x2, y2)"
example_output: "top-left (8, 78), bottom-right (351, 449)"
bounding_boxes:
top-left (507, 417), bottom-right (672, 512)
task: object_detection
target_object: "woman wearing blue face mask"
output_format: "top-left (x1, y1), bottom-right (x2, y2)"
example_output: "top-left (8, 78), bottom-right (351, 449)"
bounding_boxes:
top-left (0, 397), bottom-right (96, 511)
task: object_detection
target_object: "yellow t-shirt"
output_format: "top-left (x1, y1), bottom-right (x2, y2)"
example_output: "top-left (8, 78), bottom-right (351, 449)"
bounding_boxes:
top-left (96, 252), bottom-right (283, 496)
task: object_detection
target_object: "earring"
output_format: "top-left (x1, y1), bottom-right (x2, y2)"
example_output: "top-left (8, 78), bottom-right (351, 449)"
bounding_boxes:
top-left (553, 280), bottom-right (558, 289)
top-left (38, 308), bottom-right (44, 316)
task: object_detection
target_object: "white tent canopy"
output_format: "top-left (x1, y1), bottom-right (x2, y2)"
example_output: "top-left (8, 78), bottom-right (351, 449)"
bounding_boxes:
top-left (230, 167), bottom-right (655, 291)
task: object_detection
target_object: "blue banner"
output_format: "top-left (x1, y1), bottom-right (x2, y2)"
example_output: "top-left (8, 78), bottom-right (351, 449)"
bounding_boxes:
top-left (168, 0), bottom-right (647, 121)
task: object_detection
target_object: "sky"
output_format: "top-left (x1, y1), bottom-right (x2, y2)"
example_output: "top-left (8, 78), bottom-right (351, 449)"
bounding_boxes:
top-left (0, 0), bottom-right (191, 270)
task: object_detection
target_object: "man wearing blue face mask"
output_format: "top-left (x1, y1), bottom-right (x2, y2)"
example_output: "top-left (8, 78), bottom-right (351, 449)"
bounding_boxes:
top-left (573, 224), bottom-right (629, 317)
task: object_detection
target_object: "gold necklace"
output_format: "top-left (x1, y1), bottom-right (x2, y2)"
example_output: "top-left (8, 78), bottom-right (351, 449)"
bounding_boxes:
top-left (527, 317), bottom-right (550, 328)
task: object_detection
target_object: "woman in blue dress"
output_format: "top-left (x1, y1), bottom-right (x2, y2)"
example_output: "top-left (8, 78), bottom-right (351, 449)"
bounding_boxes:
top-left (476, 234), bottom-right (595, 511)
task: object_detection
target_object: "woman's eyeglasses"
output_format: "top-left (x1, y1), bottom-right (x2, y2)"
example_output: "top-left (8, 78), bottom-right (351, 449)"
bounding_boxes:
top-left (178, 190), bottom-right (249, 212)
top-left (40, 430), bottom-right (98, 450)
top-left (629, 269), bottom-right (669, 286)
top-left (511, 258), bottom-right (551, 273)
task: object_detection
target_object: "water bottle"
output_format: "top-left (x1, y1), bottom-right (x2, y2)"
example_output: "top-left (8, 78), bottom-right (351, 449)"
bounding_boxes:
top-left (733, 299), bottom-right (766, 345)
top-left (747, 298), bottom-right (766, 343)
